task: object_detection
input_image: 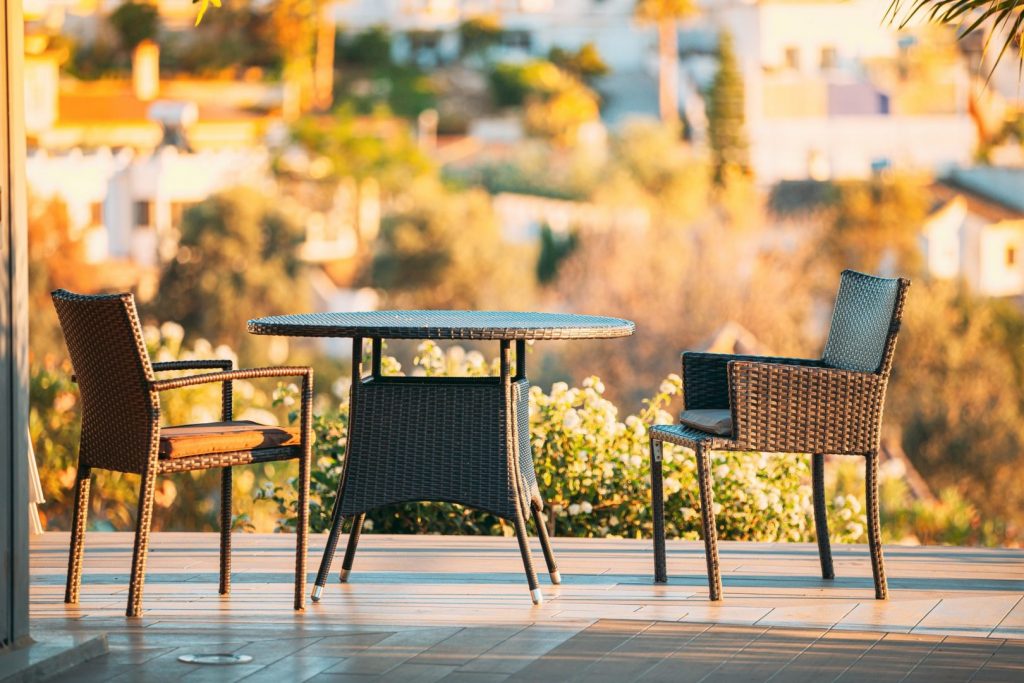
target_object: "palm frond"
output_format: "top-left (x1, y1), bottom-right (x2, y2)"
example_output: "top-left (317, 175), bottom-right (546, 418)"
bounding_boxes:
top-left (886, 0), bottom-right (1024, 73)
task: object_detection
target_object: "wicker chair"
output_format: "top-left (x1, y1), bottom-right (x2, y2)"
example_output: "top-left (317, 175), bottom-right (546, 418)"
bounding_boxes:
top-left (52, 289), bottom-right (313, 618)
top-left (649, 270), bottom-right (910, 600)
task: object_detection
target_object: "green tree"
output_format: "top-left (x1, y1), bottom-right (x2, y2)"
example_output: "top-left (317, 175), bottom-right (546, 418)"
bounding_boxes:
top-left (149, 188), bottom-right (306, 362)
top-left (634, 0), bottom-right (698, 126)
top-left (886, 280), bottom-right (1024, 541)
top-left (161, 5), bottom-right (283, 76)
top-left (706, 32), bottom-right (749, 185)
top-left (337, 26), bottom-right (393, 66)
top-left (370, 180), bottom-right (532, 309)
top-left (287, 107), bottom-right (432, 192)
top-left (536, 224), bottom-right (578, 284)
top-left (769, 175), bottom-right (928, 275)
top-left (489, 60), bottom-right (601, 146)
top-left (109, 1), bottom-right (160, 53)
top-left (549, 43), bottom-right (610, 83)
top-left (458, 15), bottom-right (504, 57)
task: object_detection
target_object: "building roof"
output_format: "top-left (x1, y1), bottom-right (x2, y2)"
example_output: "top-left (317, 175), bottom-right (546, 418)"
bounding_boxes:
top-left (941, 166), bottom-right (1024, 215)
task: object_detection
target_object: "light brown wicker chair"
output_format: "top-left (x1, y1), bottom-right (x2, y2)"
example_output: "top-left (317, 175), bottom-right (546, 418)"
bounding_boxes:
top-left (649, 270), bottom-right (910, 600)
top-left (52, 289), bottom-right (313, 618)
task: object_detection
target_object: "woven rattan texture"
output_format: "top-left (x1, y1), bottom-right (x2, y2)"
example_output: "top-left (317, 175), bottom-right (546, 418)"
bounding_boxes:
top-left (514, 382), bottom-right (541, 508)
top-left (822, 271), bottom-right (902, 373)
top-left (248, 310), bottom-right (635, 341)
top-left (54, 289), bottom-right (314, 616)
top-left (339, 378), bottom-right (533, 520)
top-left (53, 290), bottom-right (159, 474)
top-left (157, 446), bottom-right (300, 474)
top-left (681, 352), bottom-right (821, 410)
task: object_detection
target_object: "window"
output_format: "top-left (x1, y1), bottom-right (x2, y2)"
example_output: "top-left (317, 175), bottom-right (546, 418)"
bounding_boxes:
top-left (134, 201), bottom-right (152, 228)
top-left (1008, 246), bottom-right (1018, 267)
top-left (502, 30), bottom-right (531, 50)
top-left (820, 46), bottom-right (837, 69)
top-left (784, 47), bottom-right (800, 70)
top-left (89, 201), bottom-right (103, 226)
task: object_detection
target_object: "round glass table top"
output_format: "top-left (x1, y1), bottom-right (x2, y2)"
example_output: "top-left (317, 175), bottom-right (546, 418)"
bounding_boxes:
top-left (248, 310), bottom-right (635, 341)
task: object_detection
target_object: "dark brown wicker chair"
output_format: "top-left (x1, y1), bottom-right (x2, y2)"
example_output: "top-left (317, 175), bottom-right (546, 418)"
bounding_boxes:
top-left (52, 289), bottom-right (313, 617)
top-left (649, 270), bottom-right (910, 600)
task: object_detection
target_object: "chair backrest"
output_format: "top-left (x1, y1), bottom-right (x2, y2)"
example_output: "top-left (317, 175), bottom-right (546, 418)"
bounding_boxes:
top-left (52, 290), bottom-right (159, 474)
top-left (821, 270), bottom-right (910, 375)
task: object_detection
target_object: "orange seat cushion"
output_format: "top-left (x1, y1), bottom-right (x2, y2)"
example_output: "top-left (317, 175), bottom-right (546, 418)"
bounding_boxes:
top-left (158, 420), bottom-right (301, 459)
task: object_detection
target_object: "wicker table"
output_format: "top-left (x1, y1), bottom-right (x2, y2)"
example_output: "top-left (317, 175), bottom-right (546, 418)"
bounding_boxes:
top-left (248, 311), bottom-right (634, 605)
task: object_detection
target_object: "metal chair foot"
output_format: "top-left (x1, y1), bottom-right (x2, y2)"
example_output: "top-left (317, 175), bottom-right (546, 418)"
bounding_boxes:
top-left (550, 570), bottom-right (561, 585)
top-left (531, 588), bottom-right (544, 605)
top-left (339, 569), bottom-right (351, 583)
top-left (311, 585), bottom-right (323, 602)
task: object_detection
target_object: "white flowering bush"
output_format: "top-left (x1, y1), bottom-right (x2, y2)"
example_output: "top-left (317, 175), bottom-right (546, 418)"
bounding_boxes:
top-left (37, 335), bottom-right (1004, 543)
top-left (269, 342), bottom-right (820, 541)
top-left (530, 373), bottom-right (815, 541)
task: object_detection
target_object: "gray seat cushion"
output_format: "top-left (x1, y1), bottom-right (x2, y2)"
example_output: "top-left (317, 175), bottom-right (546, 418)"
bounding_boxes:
top-left (678, 409), bottom-right (733, 436)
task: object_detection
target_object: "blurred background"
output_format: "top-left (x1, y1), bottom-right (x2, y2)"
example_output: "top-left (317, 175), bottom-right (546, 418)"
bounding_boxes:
top-left (21, 0), bottom-right (1024, 547)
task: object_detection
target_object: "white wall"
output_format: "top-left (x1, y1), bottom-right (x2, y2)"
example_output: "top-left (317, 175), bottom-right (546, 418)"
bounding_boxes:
top-left (976, 222), bottom-right (1024, 297)
top-left (27, 147), bottom-right (269, 264)
top-left (333, 0), bottom-right (653, 71)
top-left (751, 116), bottom-right (975, 181)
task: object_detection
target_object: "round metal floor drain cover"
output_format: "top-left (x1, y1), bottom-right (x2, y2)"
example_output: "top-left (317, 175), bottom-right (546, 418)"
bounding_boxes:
top-left (178, 653), bottom-right (253, 665)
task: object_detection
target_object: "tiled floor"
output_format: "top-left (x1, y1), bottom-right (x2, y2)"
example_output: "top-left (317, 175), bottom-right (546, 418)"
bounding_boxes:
top-left (29, 532), bottom-right (1024, 681)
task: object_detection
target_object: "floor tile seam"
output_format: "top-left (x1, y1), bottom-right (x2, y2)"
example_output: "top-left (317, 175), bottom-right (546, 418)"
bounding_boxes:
top-left (896, 633), bottom-right (954, 683)
top-left (822, 629), bottom-right (887, 683)
top-left (988, 593), bottom-right (1024, 635)
top-left (908, 598), bottom-right (943, 632)
top-left (964, 637), bottom-right (1012, 683)
top-left (451, 620), bottom-right (592, 675)
top-left (757, 625), bottom-right (833, 683)
top-left (690, 624), bottom-right (778, 683)
top-left (626, 621), bottom-right (716, 682)
top-left (560, 620), bottom-right (660, 680)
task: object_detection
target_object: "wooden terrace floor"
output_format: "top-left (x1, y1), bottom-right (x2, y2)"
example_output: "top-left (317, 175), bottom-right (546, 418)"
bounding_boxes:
top-left (28, 533), bottom-right (1024, 681)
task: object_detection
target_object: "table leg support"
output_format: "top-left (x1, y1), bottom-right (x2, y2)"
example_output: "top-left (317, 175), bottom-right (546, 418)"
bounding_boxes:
top-left (313, 336), bottom-right (364, 603)
top-left (340, 513), bottom-right (366, 582)
top-left (532, 502), bottom-right (560, 585)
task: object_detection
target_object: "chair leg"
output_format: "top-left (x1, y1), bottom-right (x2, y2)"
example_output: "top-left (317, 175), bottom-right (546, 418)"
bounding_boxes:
top-left (531, 502), bottom-right (560, 585)
top-left (865, 451), bottom-right (888, 600)
top-left (650, 439), bottom-right (668, 584)
top-left (294, 449), bottom-right (310, 611)
top-left (126, 467), bottom-right (157, 618)
top-left (812, 453), bottom-right (835, 580)
top-left (513, 503), bottom-right (542, 605)
top-left (695, 444), bottom-right (722, 601)
top-left (219, 467), bottom-right (232, 595)
top-left (65, 465), bottom-right (92, 605)
top-left (311, 494), bottom-right (346, 602)
top-left (339, 513), bottom-right (365, 583)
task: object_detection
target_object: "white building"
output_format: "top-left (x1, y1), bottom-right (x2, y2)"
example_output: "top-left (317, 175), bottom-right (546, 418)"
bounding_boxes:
top-left (697, 0), bottom-right (977, 181)
top-left (333, 0), bottom-right (653, 72)
top-left (26, 146), bottom-right (271, 266)
top-left (923, 167), bottom-right (1024, 298)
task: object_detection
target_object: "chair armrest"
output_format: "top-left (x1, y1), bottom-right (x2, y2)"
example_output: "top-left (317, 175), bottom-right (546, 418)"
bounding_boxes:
top-left (72, 359), bottom-right (235, 383)
top-left (727, 361), bottom-right (886, 454)
top-left (153, 367), bottom-right (313, 427)
top-left (152, 360), bottom-right (233, 373)
top-left (151, 366), bottom-right (312, 392)
top-left (682, 351), bottom-right (820, 410)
